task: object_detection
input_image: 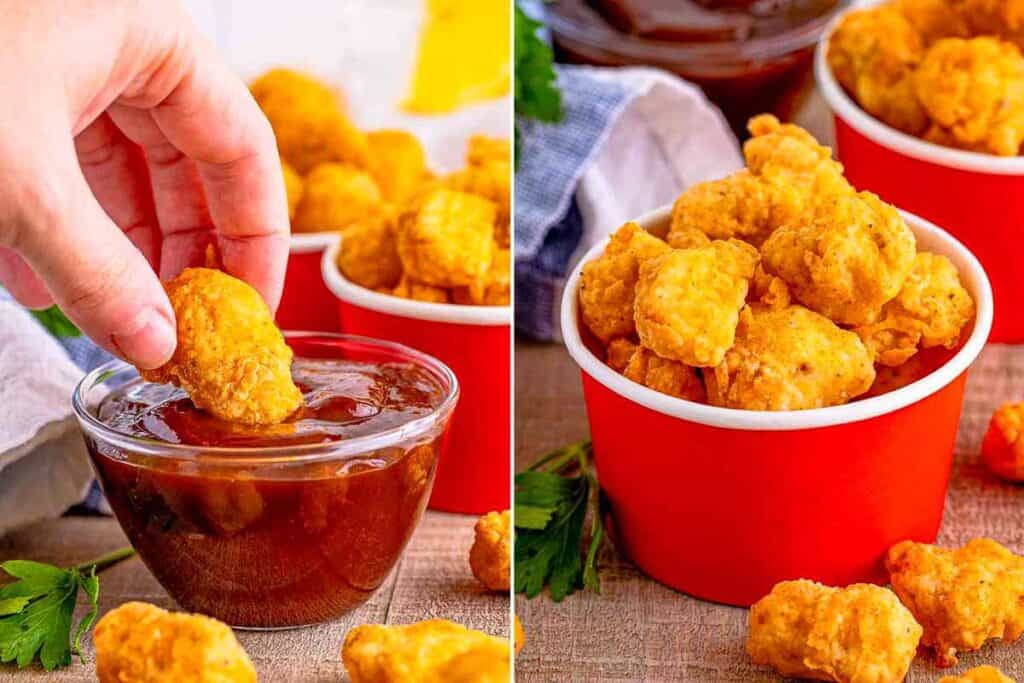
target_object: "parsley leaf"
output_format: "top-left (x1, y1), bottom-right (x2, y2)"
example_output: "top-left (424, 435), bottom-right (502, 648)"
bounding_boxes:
top-left (514, 440), bottom-right (608, 601)
top-left (514, 2), bottom-right (565, 165)
top-left (29, 306), bottom-right (80, 338)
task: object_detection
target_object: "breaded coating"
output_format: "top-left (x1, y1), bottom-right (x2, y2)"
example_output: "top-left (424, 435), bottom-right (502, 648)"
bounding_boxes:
top-left (886, 538), bottom-right (1024, 667)
top-left (396, 188), bottom-right (495, 292)
top-left (342, 619), bottom-right (510, 683)
top-left (367, 130), bottom-right (428, 204)
top-left (744, 115), bottom-right (854, 200)
top-left (747, 580), bottom-right (922, 683)
top-left (634, 240), bottom-right (758, 367)
top-left (466, 135), bottom-right (511, 166)
top-left (514, 615), bottom-right (524, 655)
top-left (338, 210), bottom-right (403, 291)
top-left (577, 222), bottom-right (672, 343)
top-left (622, 347), bottom-right (707, 402)
top-left (896, 0), bottom-right (970, 44)
top-left (94, 602), bottom-right (256, 683)
top-left (914, 37), bottom-right (1024, 156)
top-left (140, 268), bottom-right (302, 425)
top-left (445, 160), bottom-right (511, 248)
top-left (293, 163), bottom-right (383, 234)
top-left (251, 68), bottom-right (371, 173)
top-left (452, 246), bottom-right (510, 305)
top-left (664, 224), bottom-right (712, 250)
top-left (282, 161), bottom-right (303, 221)
top-left (953, 0), bottom-right (1024, 49)
top-left (750, 264), bottom-right (792, 310)
top-left (426, 639), bottom-right (510, 683)
top-left (760, 191), bottom-right (916, 326)
top-left (393, 276), bottom-right (451, 303)
top-left (469, 510), bottom-right (510, 591)
top-left (605, 337), bottom-right (640, 372)
top-left (940, 665), bottom-right (1017, 683)
top-left (982, 402), bottom-right (1024, 481)
top-left (827, 5), bottom-right (930, 134)
top-left (708, 305), bottom-right (875, 411)
top-left (862, 346), bottom-right (952, 398)
top-left (667, 170), bottom-right (803, 247)
top-left (855, 252), bottom-right (974, 366)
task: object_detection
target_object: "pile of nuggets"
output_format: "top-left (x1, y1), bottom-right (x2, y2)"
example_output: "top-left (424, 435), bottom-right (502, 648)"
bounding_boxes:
top-left (250, 68), bottom-right (510, 306)
top-left (579, 115), bottom-right (975, 411)
top-left (828, 0), bottom-right (1024, 156)
top-left (748, 537), bottom-right (1024, 682)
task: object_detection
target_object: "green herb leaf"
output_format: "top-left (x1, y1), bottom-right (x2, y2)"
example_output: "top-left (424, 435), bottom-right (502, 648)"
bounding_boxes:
top-left (29, 306), bottom-right (80, 338)
top-left (514, 2), bottom-right (564, 164)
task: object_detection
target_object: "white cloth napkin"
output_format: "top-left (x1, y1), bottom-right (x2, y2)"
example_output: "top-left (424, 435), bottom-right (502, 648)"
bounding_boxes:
top-left (0, 303), bottom-right (96, 535)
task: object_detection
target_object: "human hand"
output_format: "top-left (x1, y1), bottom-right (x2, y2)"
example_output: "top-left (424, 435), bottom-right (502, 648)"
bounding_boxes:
top-left (0, 0), bottom-right (289, 368)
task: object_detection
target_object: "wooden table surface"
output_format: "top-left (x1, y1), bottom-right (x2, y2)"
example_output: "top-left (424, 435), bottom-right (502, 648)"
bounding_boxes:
top-left (514, 340), bottom-right (1024, 682)
top-left (0, 510), bottom-right (508, 682)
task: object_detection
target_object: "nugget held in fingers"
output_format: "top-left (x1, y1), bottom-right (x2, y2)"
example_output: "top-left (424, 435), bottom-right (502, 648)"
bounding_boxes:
top-left (140, 268), bottom-right (302, 425)
top-left (342, 619), bottom-right (510, 683)
top-left (708, 305), bottom-right (875, 410)
top-left (634, 240), bottom-right (758, 367)
top-left (886, 538), bottom-right (1024, 667)
top-left (470, 510), bottom-right (510, 591)
top-left (747, 580), bottom-right (922, 683)
top-left (94, 602), bottom-right (256, 683)
top-left (623, 347), bottom-right (706, 402)
top-left (940, 666), bottom-right (1017, 683)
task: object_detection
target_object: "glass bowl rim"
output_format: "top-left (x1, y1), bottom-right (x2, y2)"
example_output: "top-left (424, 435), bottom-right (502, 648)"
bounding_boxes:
top-left (71, 331), bottom-right (460, 466)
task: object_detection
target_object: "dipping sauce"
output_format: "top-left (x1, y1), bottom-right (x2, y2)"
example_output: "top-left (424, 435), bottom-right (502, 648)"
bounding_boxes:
top-left (547, 0), bottom-right (845, 133)
top-left (85, 356), bottom-right (453, 628)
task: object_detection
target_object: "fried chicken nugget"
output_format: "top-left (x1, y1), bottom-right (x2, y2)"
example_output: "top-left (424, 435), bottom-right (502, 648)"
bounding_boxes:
top-left (396, 188), bottom-right (495, 293)
top-left (666, 170), bottom-right (804, 248)
top-left (250, 68), bottom-right (371, 173)
top-left (982, 402), bottom-right (1024, 481)
top-left (393, 276), bottom-right (451, 303)
top-left (367, 130), bottom-right (428, 204)
top-left (445, 160), bottom-right (511, 248)
top-left (953, 0), bottom-right (1024, 49)
top-left (747, 580), bottom-right (922, 683)
top-left (760, 191), bottom-right (917, 326)
top-left (886, 538), bottom-right (1024, 667)
top-left (622, 347), bottom-right (707, 402)
top-left (896, 0), bottom-right (970, 44)
top-left (861, 346), bottom-right (953, 398)
top-left (744, 115), bottom-right (854, 200)
top-left (708, 305), bottom-right (875, 410)
top-left (140, 268), bottom-right (302, 425)
top-left (749, 264), bottom-right (792, 310)
top-left (855, 251), bottom-right (974, 366)
top-left (452, 246), bottom-right (510, 305)
top-left (94, 602), bottom-right (256, 683)
top-left (634, 240), bottom-right (759, 367)
top-left (465, 135), bottom-right (511, 166)
top-left (293, 163), bottom-right (383, 234)
top-left (342, 619), bottom-right (510, 683)
top-left (469, 510), bottom-right (510, 591)
top-left (940, 666), bottom-right (1018, 683)
top-left (282, 161), bottom-right (303, 221)
top-left (578, 222), bottom-right (672, 343)
top-left (605, 337), bottom-right (640, 372)
top-left (914, 37), bottom-right (1024, 156)
top-left (338, 210), bottom-right (403, 291)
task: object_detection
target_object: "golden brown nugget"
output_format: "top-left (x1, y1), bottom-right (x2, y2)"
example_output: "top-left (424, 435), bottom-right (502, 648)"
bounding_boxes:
top-left (578, 222), bottom-right (672, 343)
top-left (94, 602), bottom-right (256, 683)
top-left (861, 346), bottom-right (951, 398)
top-left (251, 68), bottom-right (371, 173)
top-left (886, 538), bottom-right (1024, 667)
top-left (342, 619), bottom-right (510, 683)
top-left (747, 580), bottom-right (922, 683)
top-left (953, 0), bottom-right (1024, 49)
top-left (425, 639), bottom-right (510, 683)
top-left (367, 130), bottom-right (428, 204)
top-left (465, 135), bottom-right (511, 166)
top-left (914, 37), bottom-right (1024, 156)
top-left (744, 115), bottom-right (854, 200)
top-left (760, 191), bottom-right (916, 326)
top-left (469, 510), bottom-right (510, 591)
top-left (708, 305), bottom-right (875, 410)
top-left (982, 402), bottom-right (1024, 481)
top-left (605, 337), bottom-right (640, 372)
top-left (393, 276), bottom-right (451, 303)
top-left (140, 268), bottom-right (302, 425)
top-left (667, 170), bottom-right (803, 248)
top-left (293, 163), bottom-right (383, 234)
top-left (896, 0), bottom-right (970, 44)
top-left (855, 251), bottom-right (974, 366)
top-left (396, 188), bottom-right (495, 292)
top-left (514, 615), bottom-right (525, 655)
top-left (622, 347), bottom-right (707, 402)
top-left (282, 161), bottom-right (303, 221)
top-left (338, 211), bottom-right (403, 291)
top-left (452, 247), bottom-right (510, 306)
top-left (940, 666), bottom-right (1018, 683)
top-left (634, 240), bottom-right (759, 367)
top-left (749, 264), bottom-right (793, 310)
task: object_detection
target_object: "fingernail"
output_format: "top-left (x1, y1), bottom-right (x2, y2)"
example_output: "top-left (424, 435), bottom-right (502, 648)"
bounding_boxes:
top-left (111, 307), bottom-right (177, 370)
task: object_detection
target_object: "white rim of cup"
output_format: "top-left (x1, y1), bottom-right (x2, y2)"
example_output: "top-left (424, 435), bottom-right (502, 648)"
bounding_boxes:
top-left (560, 205), bottom-right (994, 431)
top-left (291, 232), bottom-right (340, 254)
top-left (321, 238), bottom-right (511, 326)
top-left (814, 16), bottom-right (1024, 175)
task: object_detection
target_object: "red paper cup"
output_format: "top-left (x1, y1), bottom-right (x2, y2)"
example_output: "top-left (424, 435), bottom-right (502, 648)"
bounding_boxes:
top-left (321, 241), bottom-right (511, 514)
top-left (815, 31), bottom-right (1022, 342)
top-left (277, 234), bottom-right (342, 333)
top-left (561, 206), bottom-right (993, 607)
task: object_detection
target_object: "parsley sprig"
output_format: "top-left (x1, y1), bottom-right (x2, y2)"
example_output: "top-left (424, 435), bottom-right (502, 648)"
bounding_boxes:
top-left (29, 306), bottom-right (80, 338)
top-left (515, 440), bottom-right (607, 601)
top-left (0, 546), bottom-right (135, 671)
top-left (514, 2), bottom-right (565, 164)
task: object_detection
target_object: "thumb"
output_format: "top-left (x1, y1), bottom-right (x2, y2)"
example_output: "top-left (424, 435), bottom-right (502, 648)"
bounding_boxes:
top-left (8, 150), bottom-right (176, 369)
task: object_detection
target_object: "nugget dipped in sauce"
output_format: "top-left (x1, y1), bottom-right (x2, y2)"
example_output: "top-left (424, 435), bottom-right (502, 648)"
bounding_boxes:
top-left (982, 402), bottom-right (1024, 481)
top-left (886, 538), bottom-right (1024, 667)
top-left (94, 602), bottom-right (256, 683)
top-left (470, 510), bottom-right (510, 591)
top-left (342, 619), bottom-right (510, 683)
top-left (747, 580), bottom-right (922, 683)
top-left (140, 267), bottom-right (302, 425)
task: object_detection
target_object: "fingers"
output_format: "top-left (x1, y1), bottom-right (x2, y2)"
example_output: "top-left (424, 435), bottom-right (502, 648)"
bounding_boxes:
top-left (0, 248), bottom-right (53, 309)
